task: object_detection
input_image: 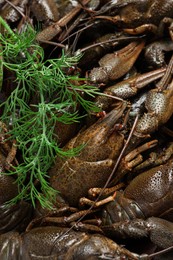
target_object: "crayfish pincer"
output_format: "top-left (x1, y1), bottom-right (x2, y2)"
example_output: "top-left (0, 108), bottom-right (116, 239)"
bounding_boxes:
top-left (102, 156), bottom-right (173, 224)
top-left (99, 156), bottom-right (173, 255)
top-left (103, 216), bottom-right (173, 254)
top-left (89, 41), bottom-right (144, 84)
top-left (49, 103), bottom-right (127, 207)
top-left (133, 77), bottom-right (173, 139)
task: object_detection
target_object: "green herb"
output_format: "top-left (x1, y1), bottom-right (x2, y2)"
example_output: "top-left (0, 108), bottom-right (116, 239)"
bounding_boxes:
top-left (0, 17), bottom-right (100, 208)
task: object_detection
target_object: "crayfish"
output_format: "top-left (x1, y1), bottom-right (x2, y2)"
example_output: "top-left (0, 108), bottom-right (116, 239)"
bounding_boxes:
top-left (0, 225), bottom-right (163, 260)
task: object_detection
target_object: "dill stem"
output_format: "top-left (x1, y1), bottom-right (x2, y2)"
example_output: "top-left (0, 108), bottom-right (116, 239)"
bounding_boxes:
top-left (0, 16), bottom-right (17, 40)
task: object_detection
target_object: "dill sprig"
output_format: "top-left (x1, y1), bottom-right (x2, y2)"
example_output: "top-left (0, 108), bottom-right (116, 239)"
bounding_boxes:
top-left (0, 17), bottom-right (100, 208)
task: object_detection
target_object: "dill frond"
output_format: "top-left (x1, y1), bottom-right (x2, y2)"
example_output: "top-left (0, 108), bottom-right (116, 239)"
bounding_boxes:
top-left (0, 17), bottom-right (100, 208)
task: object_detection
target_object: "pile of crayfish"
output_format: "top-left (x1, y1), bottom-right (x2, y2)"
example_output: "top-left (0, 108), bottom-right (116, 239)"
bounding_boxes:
top-left (0, 0), bottom-right (173, 259)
